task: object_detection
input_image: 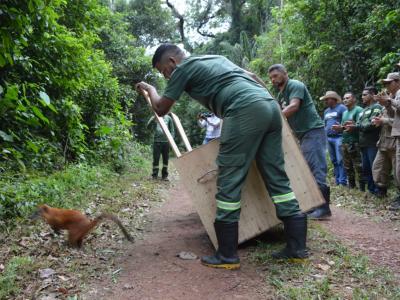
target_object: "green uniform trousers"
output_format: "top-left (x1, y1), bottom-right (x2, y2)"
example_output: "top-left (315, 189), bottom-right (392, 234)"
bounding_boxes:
top-left (215, 100), bottom-right (301, 223)
top-left (152, 142), bottom-right (170, 178)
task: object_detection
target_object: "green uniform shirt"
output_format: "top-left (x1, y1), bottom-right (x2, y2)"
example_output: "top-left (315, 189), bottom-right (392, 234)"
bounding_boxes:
top-left (147, 115), bottom-right (175, 143)
top-left (356, 103), bottom-right (382, 147)
top-left (163, 55), bottom-right (273, 117)
top-left (341, 105), bottom-right (363, 144)
top-left (277, 79), bottom-right (324, 139)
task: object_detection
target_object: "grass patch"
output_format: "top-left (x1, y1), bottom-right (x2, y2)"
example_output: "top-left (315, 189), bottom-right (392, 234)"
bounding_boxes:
top-left (0, 256), bottom-right (35, 299)
top-left (249, 222), bottom-right (400, 299)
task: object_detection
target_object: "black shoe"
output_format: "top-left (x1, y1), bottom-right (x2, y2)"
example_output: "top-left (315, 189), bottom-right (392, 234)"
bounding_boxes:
top-left (389, 199), bottom-right (400, 211)
top-left (201, 221), bottom-right (240, 270)
top-left (272, 213), bottom-right (308, 260)
top-left (308, 186), bottom-right (332, 219)
top-left (307, 205), bottom-right (332, 219)
top-left (359, 181), bottom-right (366, 192)
top-left (375, 187), bottom-right (387, 198)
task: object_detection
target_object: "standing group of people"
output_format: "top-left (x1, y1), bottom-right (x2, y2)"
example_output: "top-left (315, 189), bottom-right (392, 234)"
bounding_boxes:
top-left (320, 70), bottom-right (400, 211)
top-left (138, 43), bottom-right (400, 270)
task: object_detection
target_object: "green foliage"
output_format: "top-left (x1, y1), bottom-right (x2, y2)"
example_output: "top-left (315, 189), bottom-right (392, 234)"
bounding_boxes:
top-left (0, 256), bottom-right (34, 300)
top-left (115, 0), bottom-right (178, 47)
top-left (0, 142), bottom-right (151, 222)
top-left (252, 0), bottom-right (400, 105)
top-left (0, 0), bottom-right (159, 172)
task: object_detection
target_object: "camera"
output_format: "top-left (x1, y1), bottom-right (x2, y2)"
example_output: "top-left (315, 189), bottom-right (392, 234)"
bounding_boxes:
top-left (199, 112), bottom-right (213, 119)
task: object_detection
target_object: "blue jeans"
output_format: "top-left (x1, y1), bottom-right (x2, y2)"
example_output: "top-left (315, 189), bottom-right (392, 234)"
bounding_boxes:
top-left (327, 136), bottom-right (347, 185)
top-left (361, 146), bottom-right (378, 193)
top-left (203, 137), bottom-right (217, 144)
top-left (299, 127), bottom-right (328, 190)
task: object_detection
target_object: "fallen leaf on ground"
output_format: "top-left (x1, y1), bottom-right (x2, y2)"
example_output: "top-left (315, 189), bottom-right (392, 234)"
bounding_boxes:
top-left (177, 251), bottom-right (198, 260)
top-left (123, 284), bottom-right (134, 290)
top-left (317, 264), bottom-right (330, 271)
top-left (39, 268), bottom-right (56, 279)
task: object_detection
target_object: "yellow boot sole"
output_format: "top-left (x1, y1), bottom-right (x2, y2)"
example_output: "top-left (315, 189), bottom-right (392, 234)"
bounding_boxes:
top-left (201, 261), bottom-right (240, 270)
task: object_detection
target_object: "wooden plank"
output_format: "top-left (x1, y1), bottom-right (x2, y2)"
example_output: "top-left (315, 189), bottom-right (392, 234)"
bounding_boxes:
top-left (141, 90), bottom-right (181, 157)
top-left (173, 116), bottom-right (324, 248)
top-left (170, 113), bottom-right (192, 152)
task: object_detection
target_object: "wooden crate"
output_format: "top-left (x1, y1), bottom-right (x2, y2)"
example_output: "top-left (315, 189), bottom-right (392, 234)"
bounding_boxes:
top-left (139, 90), bottom-right (323, 249)
top-left (173, 118), bottom-right (324, 248)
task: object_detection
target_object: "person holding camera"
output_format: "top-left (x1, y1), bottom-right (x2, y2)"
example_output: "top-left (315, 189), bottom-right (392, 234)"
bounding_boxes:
top-left (197, 112), bottom-right (221, 144)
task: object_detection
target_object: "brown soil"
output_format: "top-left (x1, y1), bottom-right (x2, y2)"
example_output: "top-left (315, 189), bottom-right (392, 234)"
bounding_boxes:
top-left (82, 181), bottom-right (400, 299)
top-left (82, 181), bottom-right (275, 300)
top-left (320, 206), bottom-right (400, 279)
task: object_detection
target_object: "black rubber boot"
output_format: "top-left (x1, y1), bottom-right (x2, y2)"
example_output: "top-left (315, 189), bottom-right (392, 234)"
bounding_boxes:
top-left (272, 213), bottom-right (308, 260)
top-left (348, 180), bottom-right (356, 189)
top-left (390, 193), bottom-right (400, 211)
top-left (308, 186), bottom-right (332, 220)
top-left (359, 180), bottom-right (366, 192)
top-left (201, 221), bottom-right (240, 270)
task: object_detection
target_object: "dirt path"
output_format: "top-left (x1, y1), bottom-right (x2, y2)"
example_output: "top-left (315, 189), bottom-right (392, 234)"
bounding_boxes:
top-left (82, 180), bottom-right (400, 299)
top-left (82, 181), bottom-right (274, 300)
top-left (319, 206), bottom-right (400, 278)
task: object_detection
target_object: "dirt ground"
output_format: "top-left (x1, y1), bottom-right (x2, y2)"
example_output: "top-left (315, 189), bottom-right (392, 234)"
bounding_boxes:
top-left (82, 181), bottom-right (400, 299)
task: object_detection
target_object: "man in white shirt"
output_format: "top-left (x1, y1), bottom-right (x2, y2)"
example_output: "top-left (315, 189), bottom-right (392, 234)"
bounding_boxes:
top-left (198, 112), bottom-right (221, 144)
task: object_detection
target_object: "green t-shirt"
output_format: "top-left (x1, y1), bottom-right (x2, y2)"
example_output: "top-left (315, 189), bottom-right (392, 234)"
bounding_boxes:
top-left (341, 105), bottom-right (363, 144)
top-left (356, 103), bottom-right (382, 147)
top-left (163, 55), bottom-right (273, 117)
top-left (147, 115), bottom-right (175, 143)
top-left (277, 79), bottom-right (324, 139)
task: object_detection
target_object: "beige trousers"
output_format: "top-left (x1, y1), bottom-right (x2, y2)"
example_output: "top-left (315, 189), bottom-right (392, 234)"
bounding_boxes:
top-left (372, 148), bottom-right (396, 188)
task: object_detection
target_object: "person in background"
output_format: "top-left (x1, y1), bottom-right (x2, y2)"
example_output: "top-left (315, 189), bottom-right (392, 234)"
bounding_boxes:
top-left (371, 98), bottom-right (396, 200)
top-left (320, 91), bottom-right (347, 186)
top-left (268, 64), bottom-right (331, 219)
top-left (344, 87), bottom-right (383, 196)
top-left (197, 112), bottom-right (221, 144)
top-left (332, 92), bottom-right (364, 190)
top-left (147, 114), bottom-right (175, 180)
top-left (375, 72), bottom-right (400, 210)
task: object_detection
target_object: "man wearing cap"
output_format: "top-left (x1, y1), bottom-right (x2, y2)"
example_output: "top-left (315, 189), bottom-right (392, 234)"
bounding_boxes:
top-left (268, 64), bottom-right (331, 219)
top-left (332, 92), bottom-right (364, 190)
top-left (321, 91), bottom-right (348, 186)
top-left (345, 87), bottom-right (383, 196)
top-left (136, 44), bottom-right (308, 270)
top-left (375, 72), bottom-right (400, 210)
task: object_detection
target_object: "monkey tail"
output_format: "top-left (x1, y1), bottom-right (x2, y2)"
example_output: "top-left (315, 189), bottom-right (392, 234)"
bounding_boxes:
top-left (96, 213), bottom-right (134, 242)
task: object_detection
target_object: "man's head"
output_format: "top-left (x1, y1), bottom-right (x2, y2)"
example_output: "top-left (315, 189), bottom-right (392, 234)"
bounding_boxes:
top-left (268, 64), bottom-right (289, 90)
top-left (382, 72), bottom-right (400, 95)
top-left (361, 86), bottom-right (377, 106)
top-left (152, 44), bottom-right (186, 79)
top-left (343, 92), bottom-right (356, 108)
top-left (319, 91), bottom-right (341, 108)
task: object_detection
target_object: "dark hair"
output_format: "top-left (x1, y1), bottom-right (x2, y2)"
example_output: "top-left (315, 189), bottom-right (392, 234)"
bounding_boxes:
top-left (152, 44), bottom-right (182, 68)
top-left (363, 86), bottom-right (378, 95)
top-left (268, 64), bottom-right (287, 73)
top-left (344, 91), bottom-right (355, 98)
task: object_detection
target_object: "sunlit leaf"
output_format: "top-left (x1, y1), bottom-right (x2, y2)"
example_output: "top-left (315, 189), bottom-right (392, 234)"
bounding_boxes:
top-left (39, 91), bottom-right (50, 105)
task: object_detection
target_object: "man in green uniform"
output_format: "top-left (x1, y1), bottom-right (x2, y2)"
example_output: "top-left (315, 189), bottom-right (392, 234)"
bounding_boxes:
top-left (375, 72), bottom-right (400, 210)
top-left (147, 114), bottom-right (175, 180)
top-left (268, 64), bottom-right (331, 219)
top-left (136, 44), bottom-right (307, 270)
top-left (344, 87), bottom-right (382, 195)
top-left (332, 92), bottom-right (364, 190)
